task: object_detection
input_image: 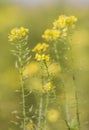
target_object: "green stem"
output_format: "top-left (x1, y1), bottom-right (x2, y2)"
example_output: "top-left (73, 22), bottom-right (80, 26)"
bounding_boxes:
top-left (20, 70), bottom-right (26, 130)
top-left (44, 93), bottom-right (49, 130)
top-left (38, 94), bottom-right (43, 129)
top-left (69, 40), bottom-right (80, 130)
top-left (43, 61), bottom-right (50, 130)
top-left (53, 42), bottom-right (70, 129)
top-left (19, 44), bottom-right (26, 130)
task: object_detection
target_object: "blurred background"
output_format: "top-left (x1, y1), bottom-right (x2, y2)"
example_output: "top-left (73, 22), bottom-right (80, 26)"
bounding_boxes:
top-left (0, 0), bottom-right (89, 130)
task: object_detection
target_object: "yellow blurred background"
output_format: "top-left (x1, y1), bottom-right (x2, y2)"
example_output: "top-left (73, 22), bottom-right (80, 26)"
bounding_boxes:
top-left (0, 0), bottom-right (89, 130)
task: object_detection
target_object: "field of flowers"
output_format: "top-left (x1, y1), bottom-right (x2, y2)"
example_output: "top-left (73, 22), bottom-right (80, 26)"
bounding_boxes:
top-left (0, 1), bottom-right (89, 130)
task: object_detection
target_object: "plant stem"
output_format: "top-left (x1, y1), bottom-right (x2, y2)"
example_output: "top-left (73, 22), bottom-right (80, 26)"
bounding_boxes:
top-left (53, 42), bottom-right (70, 129)
top-left (20, 70), bottom-right (26, 130)
top-left (44, 93), bottom-right (49, 130)
top-left (69, 40), bottom-right (80, 130)
top-left (38, 94), bottom-right (43, 129)
top-left (19, 44), bottom-right (26, 130)
top-left (43, 61), bottom-right (50, 130)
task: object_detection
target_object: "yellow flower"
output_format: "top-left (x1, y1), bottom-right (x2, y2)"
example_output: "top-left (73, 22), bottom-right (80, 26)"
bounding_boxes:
top-left (53, 15), bottom-right (77, 29)
top-left (8, 27), bottom-right (29, 42)
top-left (48, 62), bottom-right (61, 76)
top-left (35, 53), bottom-right (50, 62)
top-left (42, 29), bottom-right (60, 41)
top-left (43, 82), bottom-right (52, 93)
top-left (53, 15), bottom-right (68, 29)
top-left (66, 16), bottom-right (77, 24)
top-left (47, 109), bottom-right (59, 122)
top-left (32, 43), bottom-right (49, 52)
top-left (23, 61), bottom-right (40, 77)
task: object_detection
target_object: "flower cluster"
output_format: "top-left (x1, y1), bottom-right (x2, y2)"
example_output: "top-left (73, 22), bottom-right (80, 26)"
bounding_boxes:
top-left (43, 82), bottom-right (52, 93)
top-left (42, 15), bottom-right (77, 41)
top-left (53, 15), bottom-right (77, 29)
top-left (8, 27), bottom-right (29, 42)
top-left (32, 43), bottom-right (50, 62)
top-left (35, 53), bottom-right (50, 62)
top-left (32, 42), bottom-right (49, 52)
top-left (42, 29), bottom-right (60, 41)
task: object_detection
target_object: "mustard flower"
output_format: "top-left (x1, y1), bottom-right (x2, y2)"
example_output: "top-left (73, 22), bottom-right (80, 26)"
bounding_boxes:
top-left (66, 16), bottom-right (77, 24)
top-left (32, 43), bottom-right (49, 52)
top-left (42, 29), bottom-right (60, 41)
top-left (43, 82), bottom-right (52, 93)
top-left (35, 53), bottom-right (50, 62)
top-left (47, 109), bottom-right (59, 122)
top-left (53, 15), bottom-right (77, 29)
top-left (8, 27), bottom-right (29, 42)
top-left (53, 15), bottom-right (68, 29)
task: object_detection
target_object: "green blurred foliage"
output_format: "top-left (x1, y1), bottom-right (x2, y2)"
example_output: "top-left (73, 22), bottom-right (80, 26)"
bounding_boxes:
top-left (0, 1), bottom-right (89, 130)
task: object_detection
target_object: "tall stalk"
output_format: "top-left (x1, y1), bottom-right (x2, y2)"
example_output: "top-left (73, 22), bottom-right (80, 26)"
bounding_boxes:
top-left (69, 38), bottom-right (80, 130)
top-left (37, 62), bottom-right (44, 130)
top-left (37, 94), bottom-right (43, 129)
top-left (53, 42), bottom-right (71, 129)
top-left (8, 27), bottom-right (30, 130)
top-left (43, 61), bottom-right (50, 130)
top-left (18, 44), bottom-right (26, 130)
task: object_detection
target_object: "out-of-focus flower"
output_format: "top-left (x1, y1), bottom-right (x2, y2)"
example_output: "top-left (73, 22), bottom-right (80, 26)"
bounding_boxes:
top-left (53, 15), bottom-right (68, 29)
top-left (53, 15), bottom-right (77, 29)
top-left (27, 77), bottom-right (42, 92)
top-left (66, 16), bottom-right (77, 24)
top-left (23, 61), bottom-right (40, 77)
top-left (47, 109), bottom-right (59, 122)
top-left (35, 53), bottom-right (50, 62)
top-left (43, 82), bottom-right (52, 93)
top-left (42, 29), bottom-right (60, 41)
top-left (26, 122), bottom-right (36, 130)
top-left (8, 27), bottom-right (29, 42)
top-left (32, 43), bottom-right (49, 52)
top-left (48, 62), bottom-right (61, 76)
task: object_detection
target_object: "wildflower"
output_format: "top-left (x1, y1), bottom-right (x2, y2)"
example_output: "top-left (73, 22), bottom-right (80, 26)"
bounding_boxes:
top-left (23, 61), bottom-right (40, 77)
top-left (32, 43), bottom-right (49, 52)
top-left (47, 109), bottom-right (59, 122)
top-left (66, 16), bottom-right (77, 24)
top-left (8, 27), bottom-right (29, 42)
top-left (48, 62), bottom-right (61, 76)
top-left (42, 29), bottom-right (60, 41)
top-left (43, 82), bottom-right (52, 93)
top-left (53, 15), bottom-right (77, 29)
top-left (53, 15), bottom-right (68, 29)
top-left (35, 53), bottom-right (50, 62)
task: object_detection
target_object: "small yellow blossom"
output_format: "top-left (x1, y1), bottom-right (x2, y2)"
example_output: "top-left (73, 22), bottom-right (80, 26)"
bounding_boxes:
top-left (43, 82), bottom-right (52, 93)
top-left (23, 61), bottom-right (40, 77)
top-left (48, 62), bottom-right (61, 76)
top-left (53, 15), bottom-right (68, 29)
top-left (47, 109), bottom-right (59, 122)
top-left (53, 15), bottom-right (77, 29)
top-left (32, 43), bottom-right (49, 52)
top-left (8, 27), bottom-right (29, 42)
top-left (66, 16), bottom-right (77, 24)
top-left (35, 53), bottom-right (50, 62)
top-left (42, 29), bottom-right (60, 41)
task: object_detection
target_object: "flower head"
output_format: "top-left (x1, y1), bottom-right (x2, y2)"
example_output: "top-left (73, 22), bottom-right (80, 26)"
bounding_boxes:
top-left (35, 53), bottom-right (50, 62)
top-left (47, 109), bottom-right (59, 122)
top-left (8, 27), bottom-right (29, 42)
top-left (32, 43), bottom-right (49, 52)
top-left (43, 82), bottom-right (52, 93)
top-left (42, 29), bottom-right (60, 41)
top-left (53, 15), bottom-right (68, 29)
top-left (53, 15), bottom-right (77, 29)
top-left (66, 16), bottom-right (77, 24)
